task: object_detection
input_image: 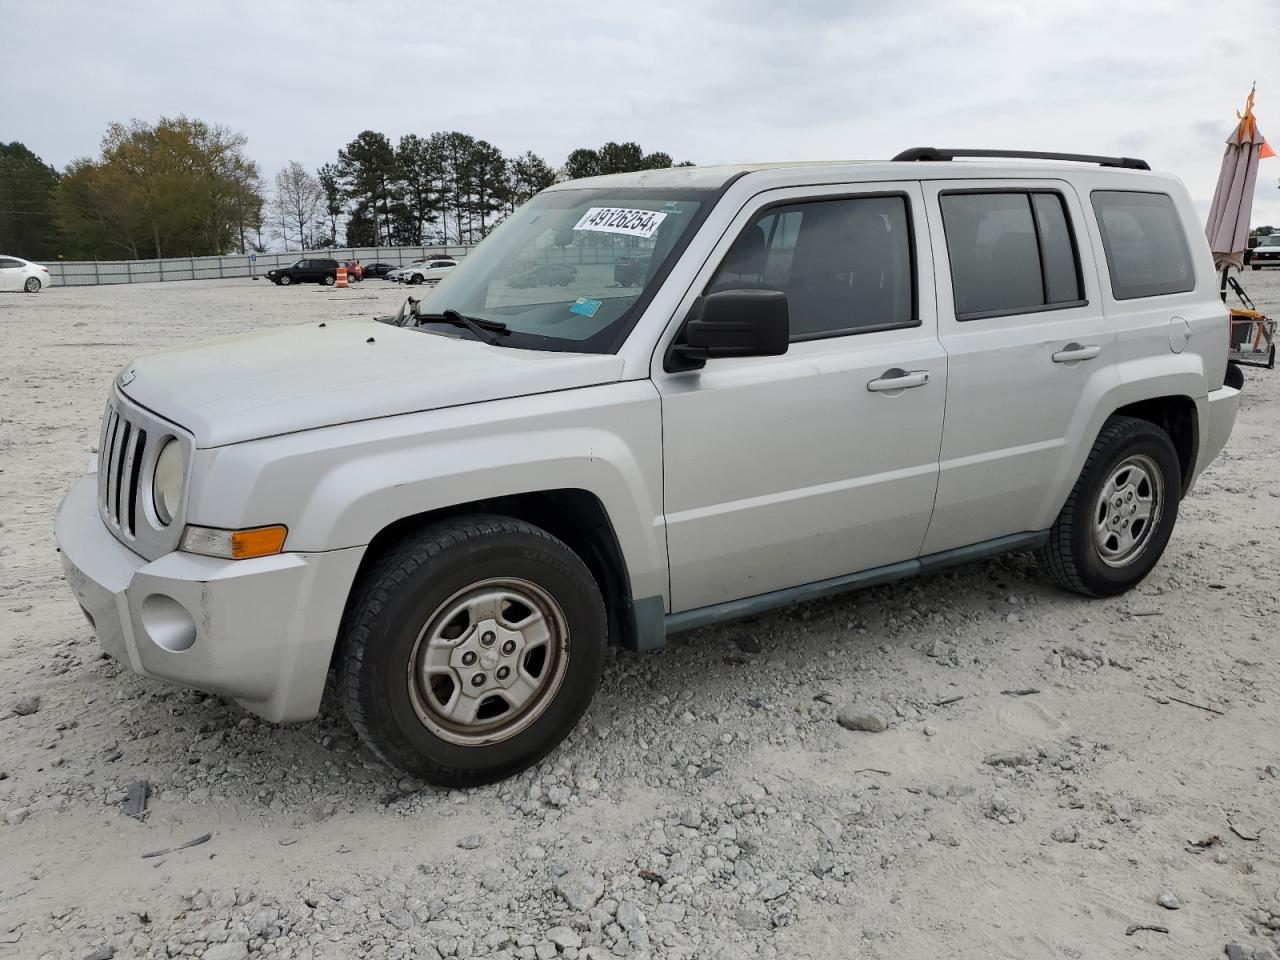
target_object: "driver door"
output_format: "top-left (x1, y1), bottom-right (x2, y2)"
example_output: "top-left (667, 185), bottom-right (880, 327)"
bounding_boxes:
top-left (654, 182), bottom-right (948, 612)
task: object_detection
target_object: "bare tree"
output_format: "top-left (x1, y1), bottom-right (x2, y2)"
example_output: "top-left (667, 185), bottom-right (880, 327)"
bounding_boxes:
top-left (271, 161), bottom-right (324, 250)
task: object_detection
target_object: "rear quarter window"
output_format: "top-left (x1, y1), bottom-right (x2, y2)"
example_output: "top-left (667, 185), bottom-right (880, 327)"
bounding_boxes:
top-left (1091, 191), bottom-right (1195, 299)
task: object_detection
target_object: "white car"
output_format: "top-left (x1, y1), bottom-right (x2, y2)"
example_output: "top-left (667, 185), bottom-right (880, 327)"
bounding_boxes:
top-left (391, 258), bottom-right (458, 284)
top-left (0, 255), bottom-right (50, 292)
top-left (56, 148), bottom-right (1240, 787)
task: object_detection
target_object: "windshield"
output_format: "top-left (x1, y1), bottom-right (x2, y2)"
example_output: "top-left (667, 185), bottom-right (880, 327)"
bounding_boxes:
top-left (413, 187), bottom-right (713, 352)
top-left (1260, 236), bottom-right (1280, 246)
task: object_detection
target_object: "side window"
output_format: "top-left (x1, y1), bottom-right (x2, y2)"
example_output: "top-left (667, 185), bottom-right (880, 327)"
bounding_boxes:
top-left (0, 258), bottom-right (21, 269)
top-left (706, 195), bottom-right (916, 340)
top-left (940, 191), bottom-right (1084, 320)
top-left (1091, 191), bottom-right (1195, 300)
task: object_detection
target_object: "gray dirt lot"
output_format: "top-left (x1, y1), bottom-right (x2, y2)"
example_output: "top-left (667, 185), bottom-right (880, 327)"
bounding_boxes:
top-left (1, 272), bottom-right (1279, 960)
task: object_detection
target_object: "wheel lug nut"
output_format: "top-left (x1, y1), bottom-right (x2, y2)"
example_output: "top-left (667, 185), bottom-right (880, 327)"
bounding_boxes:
top-left (461, 651), bottom-right (477, 666)
top-left (481, 631), bottom-right (496, 647)
top-left (501, 639), bottom-right (516, 655)
top-left (471, 673), bottom-right (486, 687)
top-left (496, 666), bottom-right (511, 680)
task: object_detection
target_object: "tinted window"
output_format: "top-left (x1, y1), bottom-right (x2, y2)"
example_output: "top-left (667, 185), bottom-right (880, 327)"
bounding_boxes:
top-left (1091, 191), bottom-right (1195, 299)
top-left (940, 191), bottom-right (1084, 319)
top-left (0, 258), bottom-right (22, 268)
top-left (1033, 194), bottom-right (1080, 304)
top-left (706, 195), bottom-right (915, 339)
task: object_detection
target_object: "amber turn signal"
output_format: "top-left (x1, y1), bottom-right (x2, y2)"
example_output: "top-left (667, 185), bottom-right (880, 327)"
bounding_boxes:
top-left (180, 524), bottom-right (288, 560)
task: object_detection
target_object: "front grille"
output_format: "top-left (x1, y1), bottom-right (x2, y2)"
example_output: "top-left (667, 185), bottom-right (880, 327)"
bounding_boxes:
top-left (99, 403), bottom-right (148, 538)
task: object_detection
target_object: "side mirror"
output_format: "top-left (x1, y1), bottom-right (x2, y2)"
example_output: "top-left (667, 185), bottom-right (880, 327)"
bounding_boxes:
top-left (1248, 236), bottom-right (1260, 249)
top-left (668, 289), bottom-right (789, 371)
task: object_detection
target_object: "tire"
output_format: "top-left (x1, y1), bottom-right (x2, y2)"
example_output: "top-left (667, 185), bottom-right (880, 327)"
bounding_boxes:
top-left (322, 274), bottom-right (335, 286)
top-left (410, 274), bottom-right (423, 285)
top-left (1253, 265), bottom-right (1261, 271)
top-left (23, 276), bottom-right (41, 293)
top-left (340, 515), bottom-right (607, 786)
top-left (1037, 416), bottom-right (1181, 597)
top-left (279, 274), bottom-right (292, 286)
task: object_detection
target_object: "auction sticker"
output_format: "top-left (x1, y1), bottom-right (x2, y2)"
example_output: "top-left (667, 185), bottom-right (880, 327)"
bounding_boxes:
top-left (573, 207), bottom-right (668, 239)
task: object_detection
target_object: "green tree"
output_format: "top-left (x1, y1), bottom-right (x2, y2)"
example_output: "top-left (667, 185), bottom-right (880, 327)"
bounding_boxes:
top-left (468, 139), bottom-right (508, 239)
top-left (337, 131), bottom-right (399, 245)
top-left (507, 151), bottom-right (557, 211)
top-left (0, 142), bottom-right (60, 259)
top-left (562, 142), bottom-right (689, 181)
top-left (395, 134), bottom-right (444, 245)
top-left (55, 117), bottom-right (261, 259)
top-left (317, 162), bottom-right (344, 245)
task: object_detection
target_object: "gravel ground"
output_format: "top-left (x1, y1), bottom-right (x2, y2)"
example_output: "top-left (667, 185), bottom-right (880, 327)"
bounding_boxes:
top-left (2, 272), bottom-right (1280, 960)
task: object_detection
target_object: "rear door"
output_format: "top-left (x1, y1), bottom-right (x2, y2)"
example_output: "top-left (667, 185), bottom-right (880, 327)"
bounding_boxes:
top-left (655, 181), bottom-right (948, 612)
top-left (920, 179), bottom-right (1116, 553)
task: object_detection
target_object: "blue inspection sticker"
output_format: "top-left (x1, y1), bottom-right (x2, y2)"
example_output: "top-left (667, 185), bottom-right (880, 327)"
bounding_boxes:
top-left (569, 298), bottom-right (602, 318)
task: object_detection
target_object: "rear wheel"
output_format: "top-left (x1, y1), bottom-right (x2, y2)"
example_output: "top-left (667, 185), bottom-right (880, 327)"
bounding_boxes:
top-left (322, 274), bottom-right (335, 286)
top-left (340, 515), bottom-right (607, 786)
top-left (1037, 416), bottom-right (1181, 597)
top-left (23, 276), bottom-right (41, 293)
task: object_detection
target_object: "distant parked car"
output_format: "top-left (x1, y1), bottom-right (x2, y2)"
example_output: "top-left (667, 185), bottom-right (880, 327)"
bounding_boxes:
top-left (1249, 234), bottom-right (1280, 269)
top-left (403, 258), bottom-right (458, 286)
top-left (0, 255), bottom-right (49, 292)
top-left (362, 262), bottom-right (397, 279)
top-left (613, 255), bottom-right (651, 286)
top-left (345, 260), bottom-right (364, 281)
top-left (508, 263), bottom-right (577, 288)
top-left (390, 258), bottom-right (458, 284)
top-left (266, 258), bottom-right (340, 286)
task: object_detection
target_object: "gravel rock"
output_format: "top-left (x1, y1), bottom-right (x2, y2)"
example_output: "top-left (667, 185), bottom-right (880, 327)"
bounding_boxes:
top-left (203, 943), bottom-right (249, 960)
top-left (984, 750), bottom-right (1035, 768)
top-left (836, 704), bottom-right (888, 733)
top-left (11, 695), bottom-right (40, 717)
top-left (554, 871), bottom-right (604, 911)
top-left (547, 926), bottom-right (582, 949)
top-left (1156, 891), bottom-right (1181, 910)
top-left (616, 900), bottom-right (645, 930)
top-left (1050, 824), bottom-right (1079, 843)
top-left (5, 807), bottom-right (30, 827)
top-left (457, 834), bottom-right (485, 850)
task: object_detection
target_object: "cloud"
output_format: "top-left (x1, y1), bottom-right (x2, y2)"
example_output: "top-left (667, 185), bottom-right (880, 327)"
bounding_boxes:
top-left (2, 0), bottom-right (1278, 224)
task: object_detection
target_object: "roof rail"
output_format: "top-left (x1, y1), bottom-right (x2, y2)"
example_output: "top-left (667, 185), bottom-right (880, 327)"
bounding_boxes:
top-left (891, 147), bottom-right (1151, 171)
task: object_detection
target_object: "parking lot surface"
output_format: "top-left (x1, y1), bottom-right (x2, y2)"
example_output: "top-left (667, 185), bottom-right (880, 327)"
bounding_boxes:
top-left (2, 273), bottom-right (1279, 959)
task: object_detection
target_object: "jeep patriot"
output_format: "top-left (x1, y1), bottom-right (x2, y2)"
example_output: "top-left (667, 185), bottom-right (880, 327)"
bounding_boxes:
top-left (56, 148), bottom-right (1242, 785)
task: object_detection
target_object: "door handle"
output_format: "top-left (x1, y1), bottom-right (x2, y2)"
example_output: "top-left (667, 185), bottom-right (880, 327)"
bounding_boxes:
top-left (1051, 342), bottom-right (1101, 363)
top-left (867, 368), bottom-right (930, 392)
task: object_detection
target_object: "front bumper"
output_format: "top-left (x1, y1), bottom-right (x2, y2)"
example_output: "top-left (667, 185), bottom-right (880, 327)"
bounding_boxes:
top-left (55, 474), bottom-right (364, 723)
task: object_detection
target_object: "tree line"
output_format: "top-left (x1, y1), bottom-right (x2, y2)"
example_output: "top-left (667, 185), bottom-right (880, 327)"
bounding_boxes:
top-left (0, 118), bottom-right (692, 261)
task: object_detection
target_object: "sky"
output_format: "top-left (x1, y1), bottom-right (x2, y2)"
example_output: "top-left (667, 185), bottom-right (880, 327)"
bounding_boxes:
top-left (3, 0), bottom-right (1279, 227)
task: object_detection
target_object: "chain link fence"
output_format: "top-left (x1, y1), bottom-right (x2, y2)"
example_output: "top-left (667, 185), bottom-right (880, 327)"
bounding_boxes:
top-left (43, 246), bottom-right (475, 286)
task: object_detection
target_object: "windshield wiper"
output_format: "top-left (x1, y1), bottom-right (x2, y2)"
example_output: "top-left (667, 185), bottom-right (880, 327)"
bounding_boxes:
top-left (415, 308), bottom-right (509, 346)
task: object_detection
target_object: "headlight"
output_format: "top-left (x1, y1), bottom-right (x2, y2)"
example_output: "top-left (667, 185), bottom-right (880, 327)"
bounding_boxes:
top-left (152, 438), bottom-right (184, 525)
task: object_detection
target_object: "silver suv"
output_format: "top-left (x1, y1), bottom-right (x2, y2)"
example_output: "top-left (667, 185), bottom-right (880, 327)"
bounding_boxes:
top-left (56, 148), bottom-right (1241, 786)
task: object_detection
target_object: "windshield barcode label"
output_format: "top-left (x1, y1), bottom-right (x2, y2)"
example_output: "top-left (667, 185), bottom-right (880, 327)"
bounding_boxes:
top-left (573, 207), bottom-right (668, 239)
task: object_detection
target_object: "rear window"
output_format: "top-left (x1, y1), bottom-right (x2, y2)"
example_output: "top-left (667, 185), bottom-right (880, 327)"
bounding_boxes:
top-left (1091, 191), bottom-right (1195, 299)
top-left (940, 191), bottom-right (1084, 320)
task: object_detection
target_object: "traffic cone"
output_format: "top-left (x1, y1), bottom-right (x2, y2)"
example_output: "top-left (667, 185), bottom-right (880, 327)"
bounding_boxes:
top-left (336, 266), bottom-right (348, 288)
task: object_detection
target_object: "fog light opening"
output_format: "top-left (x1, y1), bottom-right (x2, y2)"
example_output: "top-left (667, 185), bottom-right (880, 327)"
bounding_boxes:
top-left (141, 594), bottom-right (197, 652)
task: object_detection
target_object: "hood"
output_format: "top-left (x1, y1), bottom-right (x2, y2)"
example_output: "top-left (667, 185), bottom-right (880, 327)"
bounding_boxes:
top-left (119, 319), bottom-right (625, 447)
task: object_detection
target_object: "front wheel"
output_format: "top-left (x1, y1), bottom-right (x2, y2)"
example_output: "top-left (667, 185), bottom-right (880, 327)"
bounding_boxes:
top-left (340, 515), bottom-right (607, 786)
top-left (1037, 416), bottom-right (1181, 597)
top-left (23, 277), bottom-right (41, 293)
top-left (278, 274), bottom-right (292, 286)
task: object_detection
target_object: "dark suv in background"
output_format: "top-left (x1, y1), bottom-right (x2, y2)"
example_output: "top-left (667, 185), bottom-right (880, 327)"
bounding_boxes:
top-left (266, 258), bottom-right (340, 286)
